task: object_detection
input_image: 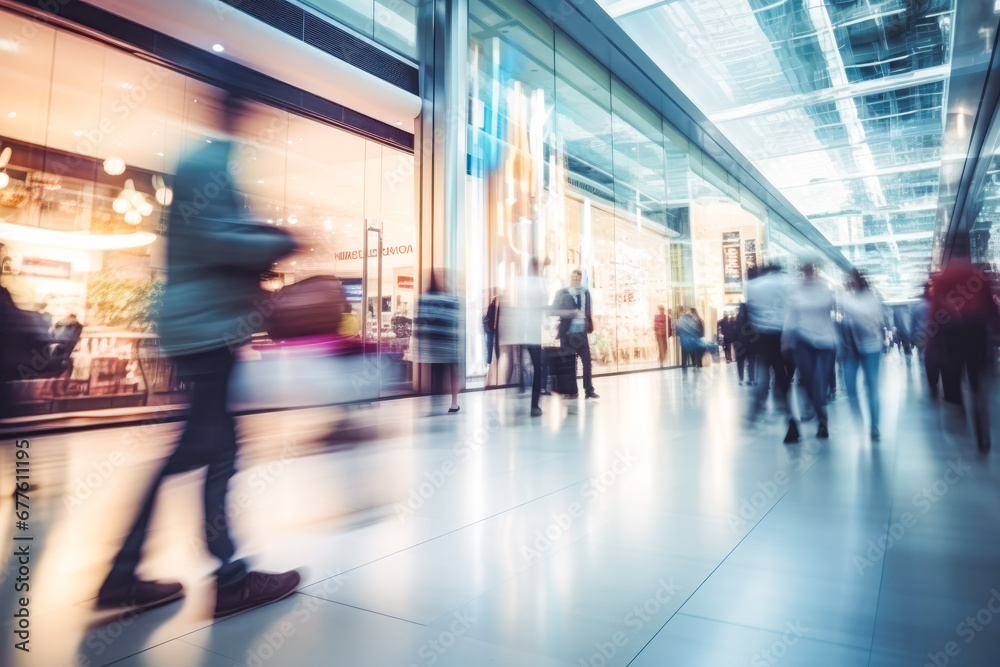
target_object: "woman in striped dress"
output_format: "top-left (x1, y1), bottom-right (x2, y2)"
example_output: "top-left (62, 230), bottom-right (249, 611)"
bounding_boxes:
top-left (414, 271), bottom-right (461, 412)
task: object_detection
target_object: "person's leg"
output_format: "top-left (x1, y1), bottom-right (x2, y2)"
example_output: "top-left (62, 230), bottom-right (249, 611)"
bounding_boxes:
top-left (748, 350), bottom-right (757, 383)
top-left (101, 348), bottom-right (238, 598)
top-left (736, 347), bottom-right (746, 382)
top-left (578, 339), bottom-right (595, 395)
top-left (795, 343), bottom-right (828, 423)
top-left (862, 351), bottom-right (881, 429)
top-left (843, 352), bottom-right (861, 415)
top-left (527, 345), bottom-right (542, 411)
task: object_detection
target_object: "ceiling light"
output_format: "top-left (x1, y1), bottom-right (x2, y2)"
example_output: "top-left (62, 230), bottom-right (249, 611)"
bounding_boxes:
top-left (6, 112), bottom-right (14, 118)
top-left (124, 210), bottom-right (142, 224)
top-left (73, 130), bottom-right (83, 136)
top-left (112, 197), bottom-right (130, 214)
top-left (0, 173), bottom-right (8, 189)
top-left (155, 187), bottom-right (173, 206)
top-left (0, 222), bottom-right (156, 249)
top-left (103, 156), bottom-right (126, 176)
top-left (396, 121), bottom-right (403, 126)
top-left (157, 152), bottom-right (164, 157)
top-left (287, 214), bottom-right (298, 224)
top-left (212, 43), bottom-right (225, 53)
top-left (257, 179), bottom-right (264, 184)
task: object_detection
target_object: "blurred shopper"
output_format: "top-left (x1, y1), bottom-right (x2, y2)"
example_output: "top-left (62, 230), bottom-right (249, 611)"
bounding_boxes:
top-left (499, 258), bottom-right (547, 416)
top-left (414, 270), bottom-right (462, 413)
top-left (929, 244), bottom-right (999, 452)
top-left (97, 93), bottom-right (300, 618)
top-left (654, 305), bottom-right (668, 367)
top-left (676, 307), bottom-right (702, 371)
top-left (894, 307), bottom-right (912, 356)
top-left (842, 271), bottom-right (885, 440)
top-left (482, 292), bottom-right (500, 365)
top-left (552, 269), bottom-right (599, 399)
top-left (782, 261), bottom-right (837, 442)
top-left (911, 282), bottom-right (941, 397)
top-left (52, 312), bottom-right (83, 377)
top-left (718, 315), bottom-right (732, 362)
top-left (735, 302), bottom-right (756, 386)
top-left (746, 265), bottom-right (791, 425)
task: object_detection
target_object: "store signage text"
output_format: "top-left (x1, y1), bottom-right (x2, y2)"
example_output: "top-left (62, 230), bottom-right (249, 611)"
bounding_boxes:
top-left (336, 245), bottom-right (413, 261)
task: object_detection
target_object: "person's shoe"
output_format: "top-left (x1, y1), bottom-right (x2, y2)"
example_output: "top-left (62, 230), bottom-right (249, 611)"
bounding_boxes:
top-left (739, 381), bottom-right (744, 386)
top-left (567, 393), bottom-right (579, 399)
top-left (783, 419), bottom-right (800, 444)
top-left (448, 406), bottom-right (460, 413)
top-left (530, 406), bottom-right (543, 417)
top-left (817, 419), bottom-right (829, 440)
top-left (870, 426), bottom-right (880, 442)
top-left (96, 579), bottom-right (184, 615)
top-left (540, 389), bottom-right (552, 396)
top-left (214, 570), bottom-right (301, 619)
top-left (585, 391), bottom-right (600, 399)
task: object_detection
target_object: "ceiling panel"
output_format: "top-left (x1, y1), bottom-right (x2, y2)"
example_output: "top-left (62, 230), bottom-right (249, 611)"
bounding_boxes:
top-left (596, 0), bottom-right (966, 300)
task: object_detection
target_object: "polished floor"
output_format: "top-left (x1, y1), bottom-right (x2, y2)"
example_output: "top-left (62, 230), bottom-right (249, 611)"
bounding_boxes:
top-left (2, 354), bottom-right (1000, 666)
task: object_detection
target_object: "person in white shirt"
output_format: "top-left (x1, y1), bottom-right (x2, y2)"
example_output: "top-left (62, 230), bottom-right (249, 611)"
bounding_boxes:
top-left (498, 257), bottom-right (547, 416)
top-left (782, 261), bottom-right (836, 442)
top-left (746, 264), bottom-right (792, 422)
top-left (841, 270), bottom-right (885, 440)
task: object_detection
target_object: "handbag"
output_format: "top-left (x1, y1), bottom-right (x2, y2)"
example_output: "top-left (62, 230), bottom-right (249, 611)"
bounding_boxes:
top-left (267, 275), bottom-right (347, 341)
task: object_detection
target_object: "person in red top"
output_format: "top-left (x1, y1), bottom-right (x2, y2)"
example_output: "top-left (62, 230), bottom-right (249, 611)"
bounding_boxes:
top-left (929, 240), bottom-right (999, 452)
top-left (654, 305), bottom-right (669, 367)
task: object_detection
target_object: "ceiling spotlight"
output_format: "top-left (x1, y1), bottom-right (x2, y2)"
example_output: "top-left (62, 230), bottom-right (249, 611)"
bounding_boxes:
top-left (212, 43), bottom-right (225, 53)
top-left (0, 172), bottom-right (9, 189)
top-left (396, 121), bottom-right (403, 126)
top-left (103, 156), bottom-right (126, 176)
top-left (287, 214), bottom-right (298, 225)
top-left (112, 197), bottom-right (130, 214)
top-left (73, 130), bottom-right (83, 136)
top-left (124, 210), bottom-right (142, 224)
top-left (6, 112), bottom-right (14, 118)
top-left (155, 187), bottom-right (173, 206)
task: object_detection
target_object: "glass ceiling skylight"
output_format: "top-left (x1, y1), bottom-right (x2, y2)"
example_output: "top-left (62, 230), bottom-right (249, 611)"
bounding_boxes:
top-left (598, 0), bottom-right (957, 300)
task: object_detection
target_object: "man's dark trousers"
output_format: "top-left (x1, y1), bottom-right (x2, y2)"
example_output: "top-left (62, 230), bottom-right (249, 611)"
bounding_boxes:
top-left (561, 331), bottom-right (594, 396)
top-left (102, 346), bottom-right (247, 590)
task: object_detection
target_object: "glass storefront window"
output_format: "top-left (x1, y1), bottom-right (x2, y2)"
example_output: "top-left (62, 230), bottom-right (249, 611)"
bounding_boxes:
top-left (0, 8), bottom-right (416, 415)
top-left (465, 0), bottom-right (781, 381)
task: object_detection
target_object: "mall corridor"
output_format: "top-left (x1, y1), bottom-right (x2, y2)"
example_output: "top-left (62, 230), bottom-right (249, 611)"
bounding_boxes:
top-left (2, 358), bottom-right (999, 667)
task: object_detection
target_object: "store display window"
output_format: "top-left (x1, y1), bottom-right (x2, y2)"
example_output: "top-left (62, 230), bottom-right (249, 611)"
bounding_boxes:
top-left (0, 9), bottom-right (416, 415)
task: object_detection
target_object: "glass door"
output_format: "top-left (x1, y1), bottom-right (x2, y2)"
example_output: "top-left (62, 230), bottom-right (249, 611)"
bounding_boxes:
top-left (361, 143), bottom-right (417, 397)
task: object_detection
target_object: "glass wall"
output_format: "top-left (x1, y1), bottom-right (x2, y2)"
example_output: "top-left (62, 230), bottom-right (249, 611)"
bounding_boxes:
top-left (0, 9), bottom-right (415, 415)
top-left (466, 0), bottom-right (775, 383)
top-left (300, 0), bottom-right (419, 61)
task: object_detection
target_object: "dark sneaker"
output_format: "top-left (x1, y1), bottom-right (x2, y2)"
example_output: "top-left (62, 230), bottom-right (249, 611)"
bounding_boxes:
top-left (96, 579), bottom-right (184, 615)
top-left (817, 419), bottom-right (829, 440)
top-left (530, 406), bottom-right (542, 417)
top-left (585, 392), bottom-right (600, 399)
top-left (870, 426), bottom-right (880, 442)
top-left (783, 419), bottom-right (800, 444)
top-left (214, 570), bottom-right (301, 619)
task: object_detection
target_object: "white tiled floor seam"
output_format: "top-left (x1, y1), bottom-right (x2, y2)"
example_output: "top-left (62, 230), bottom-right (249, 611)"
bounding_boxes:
top-left (621, 436), bottom-right (831, 666)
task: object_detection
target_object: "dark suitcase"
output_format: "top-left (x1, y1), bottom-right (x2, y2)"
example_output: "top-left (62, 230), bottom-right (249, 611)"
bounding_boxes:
top-left (544, 346), bottom-right (577, 395)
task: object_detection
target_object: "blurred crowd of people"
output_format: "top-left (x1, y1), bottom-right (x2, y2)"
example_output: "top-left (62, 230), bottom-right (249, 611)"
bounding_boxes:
top-left (727, 244), bottom-right (1000, 451)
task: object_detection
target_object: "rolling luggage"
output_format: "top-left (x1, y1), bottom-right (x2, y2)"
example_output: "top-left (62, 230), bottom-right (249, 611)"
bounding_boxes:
top-left (545, 346), bottom-right (577, 395)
